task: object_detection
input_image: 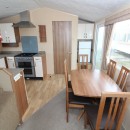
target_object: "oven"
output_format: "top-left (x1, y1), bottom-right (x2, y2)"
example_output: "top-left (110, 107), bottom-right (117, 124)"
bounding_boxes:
top-left (15, 54), bottom-right (36, 78)
top-left (15, 59), bottom-right (35, 77)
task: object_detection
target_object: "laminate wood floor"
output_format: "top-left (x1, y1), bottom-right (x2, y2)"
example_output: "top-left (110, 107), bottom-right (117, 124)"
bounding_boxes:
top-left (22, 74), bottom-right (65, 121)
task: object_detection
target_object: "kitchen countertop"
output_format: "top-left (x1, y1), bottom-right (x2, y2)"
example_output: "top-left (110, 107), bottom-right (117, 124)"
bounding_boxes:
top-left (4, 68), bottom-right (23, 77)
top-left (0, 51), bottom-right (46, 58)
top-left (33, 51), bottom-right (46, 57)
top-left (0, 51), bottom-right (21, 58)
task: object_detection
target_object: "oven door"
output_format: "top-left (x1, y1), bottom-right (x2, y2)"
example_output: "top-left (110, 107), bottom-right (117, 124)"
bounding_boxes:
top-left (15, 60), bottom-right (34, 68)
top-left (15, 59), bottom-right (35, 77)
top-left (23, 67), bottom-right (35, 77)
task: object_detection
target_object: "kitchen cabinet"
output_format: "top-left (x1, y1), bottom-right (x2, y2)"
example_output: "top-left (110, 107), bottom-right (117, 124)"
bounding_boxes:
top-left (13, 71), bottom-right (28, 122)
top-left (34, 54), bottom-right (47, 78)
top-left (6, 57), bottom-right (16, 68)
top-left (0, 57), bottom-right (6, 68)
top-left (78, 24), bottom-right (94, 39)
top-left (0, 23), bottom-right (16, 43)
top-left (34, 57), bottom-right (43, 77)
top-left (39, 25), bottom-right (47, 42)
top-left (0, 69), bottom-right (28, 122)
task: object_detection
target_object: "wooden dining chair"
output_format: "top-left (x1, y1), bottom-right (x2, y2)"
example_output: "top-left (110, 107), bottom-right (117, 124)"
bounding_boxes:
top-left (64, 59), bottom-right (93, 122)
top-left (85, 92), bottom-right (130, 130)
top-left (78, 54), bottom-right (88, 70)
top-left (116, 66), bottom-right (130, 91)
top-left (107, 59), bottom-right (116, 79)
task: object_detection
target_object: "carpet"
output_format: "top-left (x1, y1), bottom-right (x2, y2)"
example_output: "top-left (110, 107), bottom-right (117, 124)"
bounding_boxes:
top-left (17, 89), bottom-right (91, 130)
top-left (0, 92), bottom-right (19, 130)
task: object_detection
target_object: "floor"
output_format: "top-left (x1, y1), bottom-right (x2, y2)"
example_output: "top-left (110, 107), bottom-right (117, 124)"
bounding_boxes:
top-left (22, 74), bottom-right (65, 121)
top-left (0, 91), bottom-right (19, 130)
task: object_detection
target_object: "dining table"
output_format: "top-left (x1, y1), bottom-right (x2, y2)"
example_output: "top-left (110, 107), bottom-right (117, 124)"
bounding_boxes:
top-left (71, 69), bottom-right (122, 98)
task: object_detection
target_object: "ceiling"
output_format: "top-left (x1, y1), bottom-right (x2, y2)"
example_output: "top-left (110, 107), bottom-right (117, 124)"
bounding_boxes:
top-left (1, 0), bottom-right (130, 22)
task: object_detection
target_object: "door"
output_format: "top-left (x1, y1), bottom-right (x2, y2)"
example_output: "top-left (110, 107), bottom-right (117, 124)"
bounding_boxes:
top-left (52, 21), bottom-right (72, 74)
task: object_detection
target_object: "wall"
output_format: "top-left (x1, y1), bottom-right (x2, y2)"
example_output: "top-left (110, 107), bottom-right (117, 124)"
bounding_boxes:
top-left (0, 8), bottom-right (78, 74)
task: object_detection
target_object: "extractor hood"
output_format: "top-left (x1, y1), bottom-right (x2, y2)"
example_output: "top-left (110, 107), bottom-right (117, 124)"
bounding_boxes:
top-left (13, 10), bottom-right (36, 28)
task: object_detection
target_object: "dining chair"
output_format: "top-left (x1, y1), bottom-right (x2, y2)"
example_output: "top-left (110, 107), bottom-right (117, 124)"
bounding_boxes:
top-left (64, 59), bottom-right (93, 122)
top-left (116, 66), bottom-right (130, 91)
top-left (84, 92), bottom-right (130, 130)
top-left (78, 54), bottom-right (88, 70)
top-left (107, 59), bottom-right (116, 79)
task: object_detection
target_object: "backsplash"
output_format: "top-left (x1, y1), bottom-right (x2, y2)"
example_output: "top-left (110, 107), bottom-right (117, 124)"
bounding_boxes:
top-left (21, 36), bottom-right (38, 53)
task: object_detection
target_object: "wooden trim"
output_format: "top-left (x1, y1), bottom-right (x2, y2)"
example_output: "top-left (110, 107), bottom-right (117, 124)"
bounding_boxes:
top-left (41, 55), bottom-right (47, 77)
top-left (69, 104), bottom-right (84, 108)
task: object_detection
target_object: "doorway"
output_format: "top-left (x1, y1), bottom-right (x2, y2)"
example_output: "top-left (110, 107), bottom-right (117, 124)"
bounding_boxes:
top-left (52, 21), bottom-right (72, 74)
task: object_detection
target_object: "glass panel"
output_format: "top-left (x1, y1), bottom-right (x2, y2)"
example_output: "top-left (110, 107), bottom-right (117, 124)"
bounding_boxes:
top-left (95, 26), bottom-right (105, 69)
top-left (24, 68), bottom-right (32, 75)
top-left (79, 41), bottom-right (91, 48)
top-left (109, 20), bottom-right (130, 69)
top-left (79, 49), bottom-right (91, 62)
top-left (18, 62), bottom-right (32, 68)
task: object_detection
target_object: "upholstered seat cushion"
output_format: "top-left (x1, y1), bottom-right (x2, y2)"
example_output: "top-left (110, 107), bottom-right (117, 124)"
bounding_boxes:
top-left (85, 104), bottom-right (117, 130)
top-left (69, 92), bottom-right (93, 105)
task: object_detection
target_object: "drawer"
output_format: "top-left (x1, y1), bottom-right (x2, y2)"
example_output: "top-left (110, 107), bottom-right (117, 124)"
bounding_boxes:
top-left (7, 57), bottom-right (15, 61)
top-left (34, 57), bottom-right (42, 61)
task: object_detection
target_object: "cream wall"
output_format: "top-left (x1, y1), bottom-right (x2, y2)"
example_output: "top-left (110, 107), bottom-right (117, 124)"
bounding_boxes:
top-left (0, 8), bottom-right (78, 74)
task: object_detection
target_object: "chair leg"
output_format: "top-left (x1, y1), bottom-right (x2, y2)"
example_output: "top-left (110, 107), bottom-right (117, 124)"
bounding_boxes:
top-left (78, 109), bottom-right (85, 120)
top-left (84, 111), bottom-right (88, 129)
top-left (66, 105), bottom-right (69, 122)
top-left (66, 110), bottom-right (69, 122)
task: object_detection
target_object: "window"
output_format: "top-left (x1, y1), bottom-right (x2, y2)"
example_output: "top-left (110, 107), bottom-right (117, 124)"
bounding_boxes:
top-left (77, 40), bottom-right (92, 63)
top-left (109, 20), bottom-right (130, 69)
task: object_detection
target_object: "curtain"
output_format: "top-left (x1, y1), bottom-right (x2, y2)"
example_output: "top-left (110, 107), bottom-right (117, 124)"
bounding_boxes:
top-left (101, 24), bottom-right (113, 70)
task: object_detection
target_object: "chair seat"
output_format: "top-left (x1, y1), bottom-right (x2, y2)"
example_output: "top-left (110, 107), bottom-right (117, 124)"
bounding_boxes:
top-left (85, 104), bottom-right (117, 130)
top-left (69, 92), bottom-right (93, 105)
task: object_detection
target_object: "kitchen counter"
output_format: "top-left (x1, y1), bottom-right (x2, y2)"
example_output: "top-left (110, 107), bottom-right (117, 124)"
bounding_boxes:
top-left (0, 51), bottom-right (21, 58)
top-left (5, 68), bottom-right (24, 77)
top-left (33, 51), bottom-right (46, 57)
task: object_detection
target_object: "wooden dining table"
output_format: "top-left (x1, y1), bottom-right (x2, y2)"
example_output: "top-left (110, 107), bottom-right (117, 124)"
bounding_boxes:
top-left (71, 69), bottom-right (122, 97)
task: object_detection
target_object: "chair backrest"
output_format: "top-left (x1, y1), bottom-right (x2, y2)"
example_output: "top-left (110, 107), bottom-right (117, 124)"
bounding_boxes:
top-left (78, 54), bottom-right (88, 69)
top-left (96, 92), bottom-right (130, 130)
top-left (107, 59), bottom-right (116, 79)
top-left (116, 66), bottom-right (130, 91)
top-left (64, 59), bottom-right (69, 101)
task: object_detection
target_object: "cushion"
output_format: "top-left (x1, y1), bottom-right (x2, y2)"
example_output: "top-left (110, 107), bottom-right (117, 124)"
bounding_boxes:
top-left (69, 92), bottom-right (93, 105)
top-left (85, 104), bottom-right (117, 130)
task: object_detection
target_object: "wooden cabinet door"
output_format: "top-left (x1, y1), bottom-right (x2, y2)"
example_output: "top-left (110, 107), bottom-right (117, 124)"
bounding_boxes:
top-left (14, 72), bottom-right (28, 121)
top-left (52, 21), bottom-right (72, 74)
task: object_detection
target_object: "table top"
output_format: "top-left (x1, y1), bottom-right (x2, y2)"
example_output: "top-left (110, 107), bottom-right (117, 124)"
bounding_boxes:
top-left (71, 69), bottom-right (121, 97)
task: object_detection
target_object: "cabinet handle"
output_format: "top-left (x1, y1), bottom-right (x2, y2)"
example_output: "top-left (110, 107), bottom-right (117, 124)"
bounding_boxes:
top-left (8, 37), bottom-right (10, 43)
top-left (6, 37), bottom-right (7, 42)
